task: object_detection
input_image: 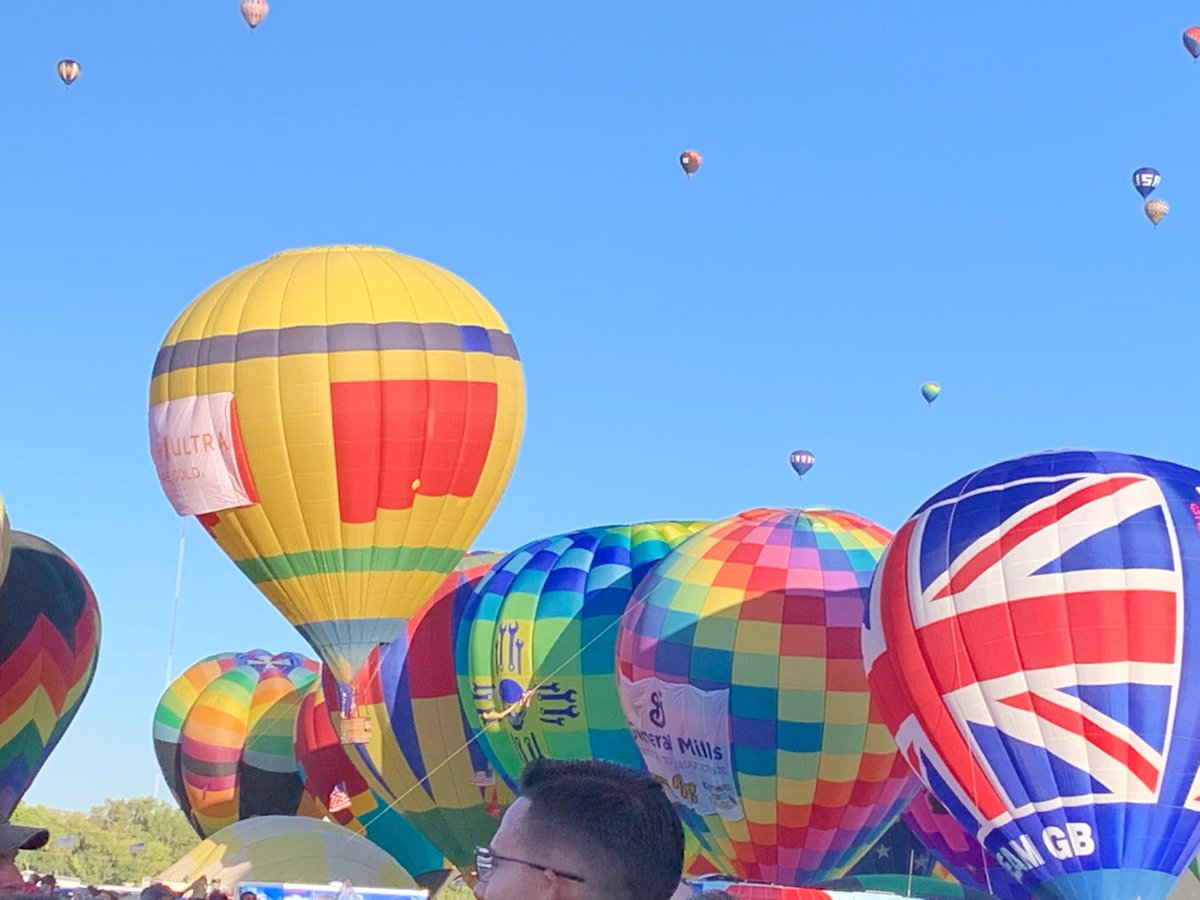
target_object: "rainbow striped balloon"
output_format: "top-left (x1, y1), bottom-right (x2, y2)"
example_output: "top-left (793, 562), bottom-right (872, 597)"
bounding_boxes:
top-left (616, 508), bottom-right (917, 886)
top-left (294, 685), bottom-right (448, 886)
top-left (153, 649), bottom-right (320, 836)
top-left (457, 522), bottom-right (708, 789)
top-left (329, 551), bottom-right (516, 868)
top-left (0, 532), bottom-right (101, 818)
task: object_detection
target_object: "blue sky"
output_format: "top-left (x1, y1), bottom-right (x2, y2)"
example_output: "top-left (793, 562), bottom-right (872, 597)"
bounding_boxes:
top-left (4, 1), bottom-right (1198, 810)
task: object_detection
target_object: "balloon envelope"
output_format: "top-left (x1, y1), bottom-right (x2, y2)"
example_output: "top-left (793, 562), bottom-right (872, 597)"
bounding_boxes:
top-left (0, 532), bottom-right (101, 818)
top-left (617, 508), bottom-right (917, 885)
top-left (459, 522), bottom-right (708, 789)
top-left (789, 450), bottom-right (815, 479)
top-left (921, 383), bottom-right (941, 404)
top-left (294, 685), bottom-right (448, 886)
top-left (1184, 27), bottom-right (1200, 58)
top-left (1146, 198), bottom-right (1170, 226)
top-left (56, 60), bottom-right (80, 85)
top-left (156, 816), bottom-right (417, 888)
top-left (864, 449), bottom-right (1200, 899)
top-left (153, 649), bottom-right (321, 836)
top-left (1133, 167), bottom-right (1162, 199)
top-left (0, 495), bottom-right (10, 588)
top-left (680, 151), bottom-right (702, 176)
top-left (901, 790), bottom-right (1029, 899)
top-left (241, 0), bottom-right (268, 28)
top-left (148, 246), bottom-right (525, 688)
top-left (330, 551), bottom-right (516, 869)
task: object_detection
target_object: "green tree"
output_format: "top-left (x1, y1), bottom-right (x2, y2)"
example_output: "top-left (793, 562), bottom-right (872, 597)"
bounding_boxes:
top-left (11, 797), bottom-right (196, 885)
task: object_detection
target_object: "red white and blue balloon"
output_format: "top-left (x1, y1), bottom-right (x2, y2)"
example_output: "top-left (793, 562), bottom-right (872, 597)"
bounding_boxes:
top-left (864, 449), bottom-right (1200, 900)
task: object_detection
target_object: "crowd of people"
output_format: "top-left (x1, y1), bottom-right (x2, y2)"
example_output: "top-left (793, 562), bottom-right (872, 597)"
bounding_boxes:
top-left (3, 759), bottom-right (756, 900)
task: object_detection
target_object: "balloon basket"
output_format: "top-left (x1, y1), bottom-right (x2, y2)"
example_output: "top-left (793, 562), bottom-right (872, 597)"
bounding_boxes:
top-left (338, 715), bottom-right (372, 744)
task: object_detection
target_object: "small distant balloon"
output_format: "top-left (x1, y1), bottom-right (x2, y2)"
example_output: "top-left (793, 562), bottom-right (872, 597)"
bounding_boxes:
top-left (921, 382), bottom-right (941, 405)
top-left (1132, 167), bottom-right (1161, 199)
top-left (789, 449), bottom-right (815, 479)
top-left (241, 0), bottom-right (269, 28)
top-left (679, 150), bottom-right (702, 178)
top-left (56, 60), bottom-right (80, 86)
top-left (1184, 27), bottom-right (1200, 59)
top-left (1145, 198), bottom-right (1170, 227)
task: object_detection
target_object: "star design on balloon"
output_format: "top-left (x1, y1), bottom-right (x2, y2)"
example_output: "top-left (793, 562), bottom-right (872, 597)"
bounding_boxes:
top-left (874, 845), bottom-right (891, 859)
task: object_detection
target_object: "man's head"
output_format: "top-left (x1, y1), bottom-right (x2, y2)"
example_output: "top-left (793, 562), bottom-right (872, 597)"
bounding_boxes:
top-left (475, 758), bottom-right (684, 900)
top-left (0, 821), bottom-right (49, 893)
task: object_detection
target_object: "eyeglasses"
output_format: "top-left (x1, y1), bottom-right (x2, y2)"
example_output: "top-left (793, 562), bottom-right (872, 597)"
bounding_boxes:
top-left (474, 846), bottom-right (586, 884)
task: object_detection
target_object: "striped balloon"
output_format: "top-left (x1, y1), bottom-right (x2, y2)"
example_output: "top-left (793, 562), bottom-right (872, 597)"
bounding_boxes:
top-left (458, 522), bottom-right (708, 789)
top-left (294, 685), bottom-right (448, 887)
top-left (617, 508), bottom-right (917, 885)
top-left (329, 551), bottom-right (516, 868)
top-left (0, 532), bottom-right (101, 818)
top-left (148, 246), bottom-right (525, 690)
top-left (153, 649), bottom-right (320, 836)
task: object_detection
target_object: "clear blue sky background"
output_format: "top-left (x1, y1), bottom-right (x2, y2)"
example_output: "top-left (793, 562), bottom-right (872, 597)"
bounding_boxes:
top-left (3, 1), bottom-right (1196, 810)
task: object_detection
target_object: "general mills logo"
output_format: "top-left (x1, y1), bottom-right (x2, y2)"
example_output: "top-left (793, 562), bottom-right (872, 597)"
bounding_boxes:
top-left (649, 691), bottom-right (667, 728)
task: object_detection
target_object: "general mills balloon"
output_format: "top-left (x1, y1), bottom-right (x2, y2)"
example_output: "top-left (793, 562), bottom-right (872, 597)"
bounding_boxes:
top-left (153, 649), bottom-right (321, 836)
top-left (148, 246), bottom-right (525, 695)
top-left (0, 532), bottom-right (101, 818)
top-left (864, 449), bottom-right (1200, 899)
top-left (617, 508), bottom-right (916, 884)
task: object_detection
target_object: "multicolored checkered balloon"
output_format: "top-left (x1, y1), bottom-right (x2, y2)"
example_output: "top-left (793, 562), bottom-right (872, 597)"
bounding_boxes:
top-left (457, 522), bottom-right (707, 789)
top-left (616, 508), bottom-right (917, 886)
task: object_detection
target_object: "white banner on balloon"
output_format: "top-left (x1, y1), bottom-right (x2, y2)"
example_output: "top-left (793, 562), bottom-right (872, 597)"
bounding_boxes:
top-left (149, 393), bottom-right (256, 516)
top-left (618, 673), bottom-right (744, 821)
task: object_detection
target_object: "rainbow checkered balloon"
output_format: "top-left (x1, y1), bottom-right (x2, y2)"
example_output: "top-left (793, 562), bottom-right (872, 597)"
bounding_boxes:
top-left (616, 508), bottom-right (917, 886)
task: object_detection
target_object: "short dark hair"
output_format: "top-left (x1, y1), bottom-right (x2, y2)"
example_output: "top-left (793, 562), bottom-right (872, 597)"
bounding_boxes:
top-left (519, 758), bottom-right (684, 900)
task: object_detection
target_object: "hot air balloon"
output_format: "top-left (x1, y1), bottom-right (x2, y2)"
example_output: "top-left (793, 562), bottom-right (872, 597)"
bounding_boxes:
top-left (902, 790), bottom-right (1030, 899)
top-left (240, 0), bottom-right (268, 28)
top-left (921, 382), bottom-right (941, 405)
top-left (789, 450), bottom-right (815, 480)
top-left (845, 816), bottom-right (942, 880)
top-left (153, 649), bottom-right (321, 836)
top-left (1185, 27), bottom-right (1200, 60)
top-left (155, 817), bottom-right (418, 889)
top-left (0, 532), bottom-right (101, 818)
top-left (1133, 168), bottom-right (1162, 199)
top-left (680, 150), bottom-right (702, 178)
top-left (147, 246), bottom-right (526, 708)
top-left (458, 523), bottom-right (708, 790)
top-left (0, 494), bottom-right (10, 589)
top-left (617, 508), bottom-right (918, 885)
top-left (326, 551), bottom-right (517, 869)
top-left (863, 449), bottom-right (1200, 900)
top-left (816, 876), bottom-right (997, 899)
top-left (56, 60), bottom-right (80, 86)
top-left (294, 686), bottom-right (449, 890)
top-left (1146, 198), bottom-right (1170, 227)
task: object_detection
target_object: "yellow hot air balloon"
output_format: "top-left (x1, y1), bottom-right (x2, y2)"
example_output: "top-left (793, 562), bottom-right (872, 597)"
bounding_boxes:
top-left (148, 246), bottom-right (525, 704)
top-left (0, 494), bottom-right (9, 588)
top-left (56, 59), bottom-right (80, 86)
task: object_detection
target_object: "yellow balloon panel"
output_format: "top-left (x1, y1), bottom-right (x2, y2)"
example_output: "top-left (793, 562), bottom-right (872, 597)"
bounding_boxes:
top-left (0, 494), bottom-right (9, 588)
top-left (148, 247), bottom-right (525, 685)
